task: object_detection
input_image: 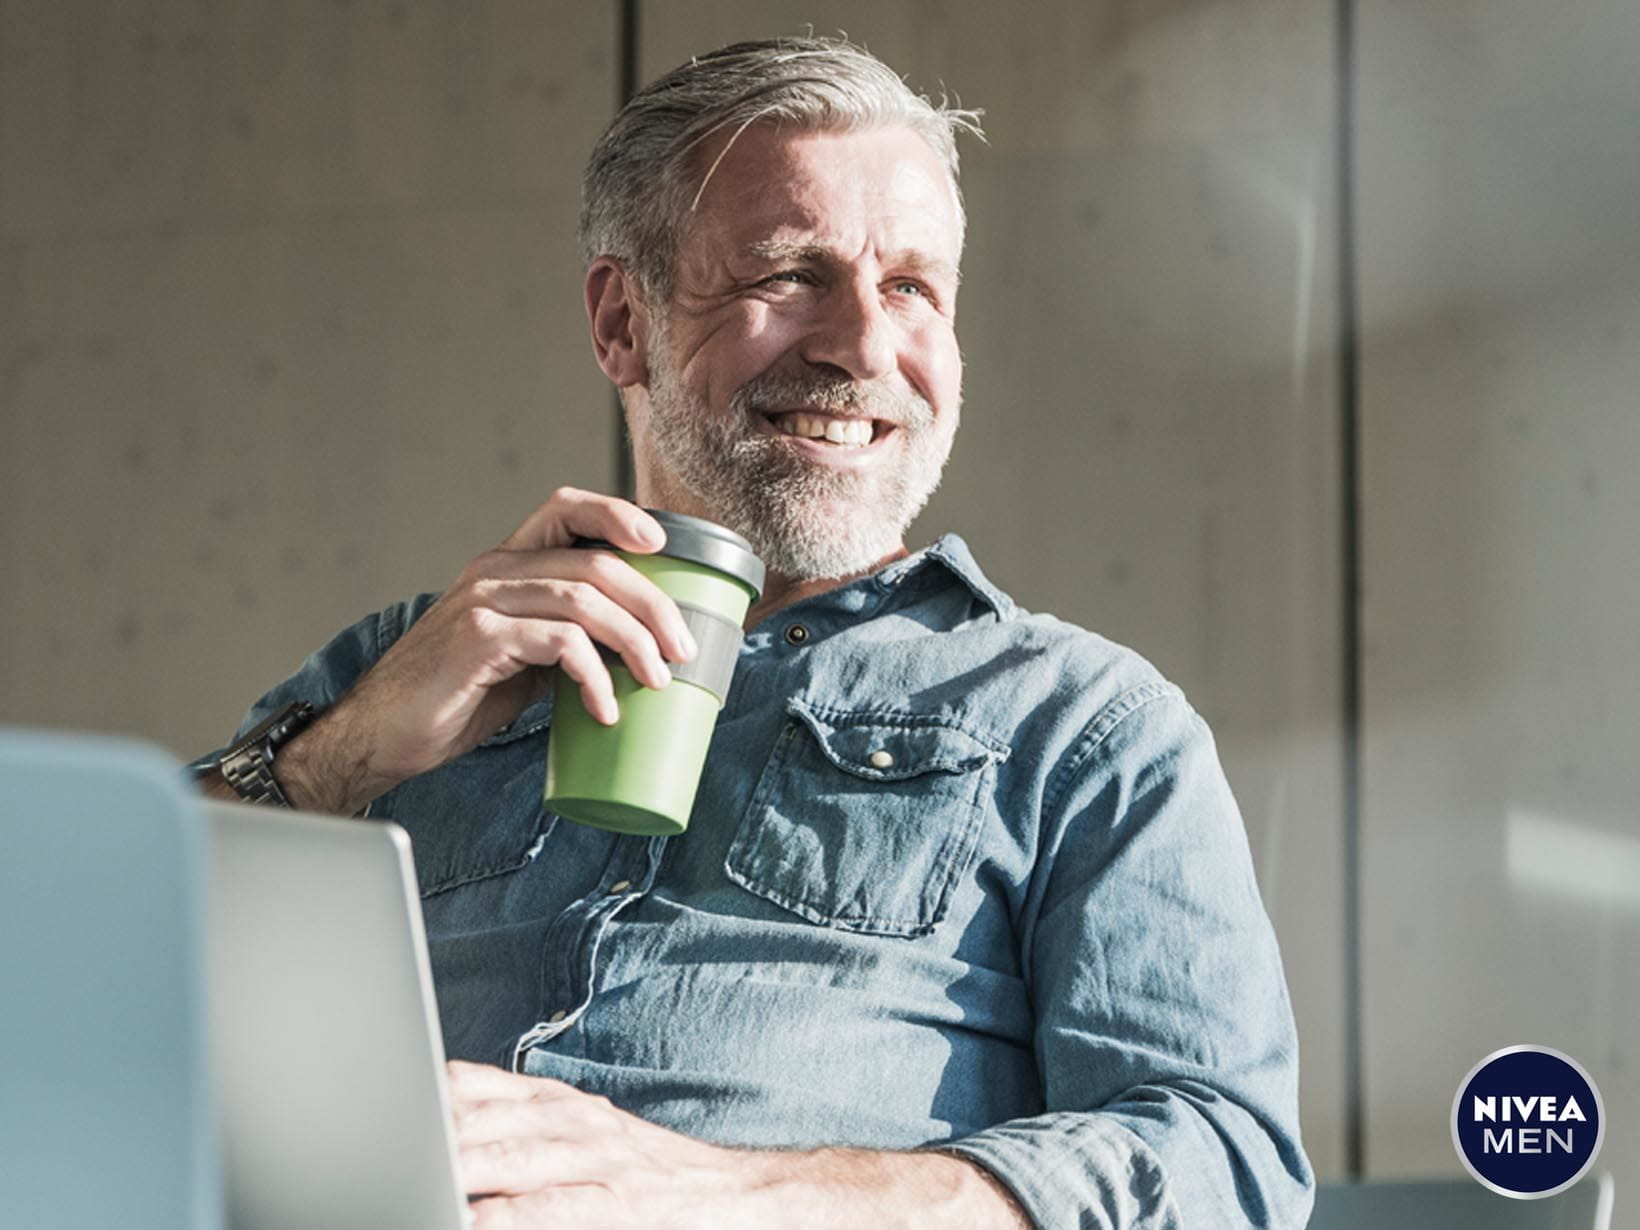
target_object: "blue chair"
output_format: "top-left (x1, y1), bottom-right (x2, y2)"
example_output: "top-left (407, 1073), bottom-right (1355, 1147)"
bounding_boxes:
top-left (1310, 1173), bottom-right (1614, 1229)
top-left (0, 730), bottom-right (220, 1230)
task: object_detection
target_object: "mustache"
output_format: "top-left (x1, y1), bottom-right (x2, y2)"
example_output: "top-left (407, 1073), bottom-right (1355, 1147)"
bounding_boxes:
top-left (730, 372), bottom-right (933, 430)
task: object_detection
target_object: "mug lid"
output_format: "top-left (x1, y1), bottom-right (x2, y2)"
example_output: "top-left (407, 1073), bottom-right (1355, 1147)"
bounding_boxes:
top-left (576, 509), bottom-right (765, 600)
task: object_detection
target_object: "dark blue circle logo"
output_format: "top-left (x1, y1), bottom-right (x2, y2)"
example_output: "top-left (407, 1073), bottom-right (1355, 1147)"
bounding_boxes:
top-left (1451, 1045), bottom-right (1604, 1198)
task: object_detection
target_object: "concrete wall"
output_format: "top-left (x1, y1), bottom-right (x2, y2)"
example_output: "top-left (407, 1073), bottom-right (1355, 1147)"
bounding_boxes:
top-left (0, 1), bottom-right (618, 755)
top-left (1358, 0), bottom-right (1640, 1189)
top-left (3, 0), bottom-right (1634, 1201)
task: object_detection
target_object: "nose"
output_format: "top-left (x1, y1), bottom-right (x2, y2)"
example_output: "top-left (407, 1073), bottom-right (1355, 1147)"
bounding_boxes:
top-left (799, 280), bottom-right (897, 382)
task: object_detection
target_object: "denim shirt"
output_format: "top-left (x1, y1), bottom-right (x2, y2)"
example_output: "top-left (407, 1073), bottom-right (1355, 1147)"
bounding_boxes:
top-left (204, 534), bottom-right (1313, 1229)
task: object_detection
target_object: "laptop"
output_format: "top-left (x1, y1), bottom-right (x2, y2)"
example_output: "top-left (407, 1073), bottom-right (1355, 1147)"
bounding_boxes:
top-left (206, 799), bottom-right (471, 1230)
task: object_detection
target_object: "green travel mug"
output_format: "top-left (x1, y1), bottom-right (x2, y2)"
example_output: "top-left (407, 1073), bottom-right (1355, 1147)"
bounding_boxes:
top-left (542, 511), bottom-right (764, 836)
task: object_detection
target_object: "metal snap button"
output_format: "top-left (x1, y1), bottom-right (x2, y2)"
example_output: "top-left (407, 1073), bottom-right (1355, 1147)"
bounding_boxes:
top-left (608, 880), bottom-right (632, 894)
top-left (548, 1009), bottom-right (569, 1024)
top-left (785, 623), bottom-right (810, 646)
top-left (868, 749), bottom-right (895, 769)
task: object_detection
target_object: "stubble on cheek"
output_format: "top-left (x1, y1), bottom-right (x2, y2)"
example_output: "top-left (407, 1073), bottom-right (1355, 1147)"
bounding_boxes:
top-left (641, 338), bottom-right (955, 579)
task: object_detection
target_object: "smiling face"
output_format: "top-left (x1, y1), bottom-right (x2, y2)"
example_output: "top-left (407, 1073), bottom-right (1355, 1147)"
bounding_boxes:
top-left (623, 123), bottom-right (965, 581)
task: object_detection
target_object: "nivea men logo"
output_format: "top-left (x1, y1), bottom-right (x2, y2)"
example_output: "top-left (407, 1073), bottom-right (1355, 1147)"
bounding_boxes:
top-left (1452, 1046), bottom-right (1605, 1198)
top-left (1473, 1093), bottom-right (1587, 1153)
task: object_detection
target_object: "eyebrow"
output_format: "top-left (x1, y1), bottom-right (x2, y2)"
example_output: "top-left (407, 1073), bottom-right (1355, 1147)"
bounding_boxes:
top-left (744, 239), bottom-right (962, 286)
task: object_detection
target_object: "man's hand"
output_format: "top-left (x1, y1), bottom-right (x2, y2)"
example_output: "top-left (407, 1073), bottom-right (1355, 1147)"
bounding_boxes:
top-left (273, 488), bottom-right (697, 815)
top-left (447, 1062), bottom-right (1032, 1230)
top-left (450, 1061), bottom-right (752, 1228)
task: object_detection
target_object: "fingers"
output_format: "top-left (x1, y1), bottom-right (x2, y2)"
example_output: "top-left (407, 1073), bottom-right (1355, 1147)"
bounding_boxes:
top-left (500, 488), bottom-right (666, 555)
top-left (447, 1060), bottom-right (579, 1103)
top-left (453, 1093), bottom-right (620, 1157)
top-left (469, 1186), bottom-right (620, 1229)
top-left (447, 1065), bottom-right (630, 1197)
top-left (458, 562), bottom-right (693, 727)
top-left (477, 547), bottom-right (696, 667)
top-left (461, 1133), bottom-right (579, 1199)
top-left (445, 1065), bottom-right (731, 1227)
top-left (454, 1098), bottom-right (557, 1151)
top-left (448, 612), bottom-right (619, 726)
top-left (479, 494), bottom-right (699, 720)
top-left (494, 577), bottom-right (672, 694)
top-left (510, 618), bottom-right (620, 727)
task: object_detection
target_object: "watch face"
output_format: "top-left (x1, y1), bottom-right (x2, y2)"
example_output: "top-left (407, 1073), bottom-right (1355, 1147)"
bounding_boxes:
top-left (245, 702), bottom-right (315, 750)
top-left (242, 713), bottom-right (281, 745)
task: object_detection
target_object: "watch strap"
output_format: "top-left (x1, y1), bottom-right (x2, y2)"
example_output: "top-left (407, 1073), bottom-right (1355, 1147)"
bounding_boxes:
top-left (218, 701), bottom-right (317, 807)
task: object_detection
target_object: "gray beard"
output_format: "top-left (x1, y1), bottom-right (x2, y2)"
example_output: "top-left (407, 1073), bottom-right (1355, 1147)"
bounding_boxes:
top-left (644, 354), bottom-right (955, 582)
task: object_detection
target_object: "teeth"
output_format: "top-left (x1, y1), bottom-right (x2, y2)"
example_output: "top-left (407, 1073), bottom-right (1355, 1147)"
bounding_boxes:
top-left (774, 414), bottom-right (873, 447)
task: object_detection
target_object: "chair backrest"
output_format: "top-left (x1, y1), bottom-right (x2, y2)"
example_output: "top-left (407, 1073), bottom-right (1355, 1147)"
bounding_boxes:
top-left (0, 729), bottom-right (220, 1230)
top-left (1310, 1173), bottom-right (1614, 1230)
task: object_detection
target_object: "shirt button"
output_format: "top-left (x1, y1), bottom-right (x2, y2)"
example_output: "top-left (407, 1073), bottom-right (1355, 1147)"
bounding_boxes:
top-left (608, 880), bottom-right (632, 894)
top-left (548, 1009), bottom-right (568, 1024)
top-left (868, 749), bottom-right (895, 769)
top-left (784, 623), bottom-right (810, 646)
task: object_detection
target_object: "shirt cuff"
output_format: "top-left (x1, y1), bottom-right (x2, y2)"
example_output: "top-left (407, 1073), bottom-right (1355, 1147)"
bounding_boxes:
top-left (929, 1112), bottom-right (1178, 1230)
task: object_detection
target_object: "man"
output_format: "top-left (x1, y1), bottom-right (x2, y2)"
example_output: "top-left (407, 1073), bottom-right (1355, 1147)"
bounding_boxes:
top-left (199, 37), bottom-right (1313, 1229)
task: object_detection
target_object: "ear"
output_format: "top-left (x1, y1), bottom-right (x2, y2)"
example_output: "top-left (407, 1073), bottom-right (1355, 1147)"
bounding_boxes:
top-left (585, 256), bottom-right (650, 387)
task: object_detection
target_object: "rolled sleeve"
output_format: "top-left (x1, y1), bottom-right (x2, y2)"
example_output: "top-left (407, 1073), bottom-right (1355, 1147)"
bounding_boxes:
top-left (940, 1111), bottom-right (1174, 1227)
top-left (939, 684), bottom-right (1313, 1229)
top-left (184, 597), bottom-right (431, 775)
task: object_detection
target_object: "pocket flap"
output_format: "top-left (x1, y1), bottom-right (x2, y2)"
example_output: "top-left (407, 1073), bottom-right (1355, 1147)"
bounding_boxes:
top-left (478, 695), bottom-right (555, 747)
top-left (787, 699), bottom-right (1008, 781)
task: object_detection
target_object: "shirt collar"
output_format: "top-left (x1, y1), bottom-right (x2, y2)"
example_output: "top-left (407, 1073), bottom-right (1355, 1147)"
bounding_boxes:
top-left (876, 533), bottom-right (1015, 618)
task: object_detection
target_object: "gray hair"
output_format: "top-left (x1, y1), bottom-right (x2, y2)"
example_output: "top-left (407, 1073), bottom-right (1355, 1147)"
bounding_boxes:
top-left (578, 36), bottom-right (984, 302)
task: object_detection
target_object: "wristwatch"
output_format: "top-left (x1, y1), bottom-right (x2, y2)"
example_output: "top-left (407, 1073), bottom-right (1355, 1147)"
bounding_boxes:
top-left (217, 700), bottom-right (318, 807)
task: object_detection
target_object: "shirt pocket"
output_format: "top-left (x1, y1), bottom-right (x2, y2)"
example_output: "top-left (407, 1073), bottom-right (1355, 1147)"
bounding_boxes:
top-left (724, 698), bottom-right (1008, 938)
